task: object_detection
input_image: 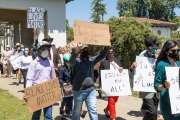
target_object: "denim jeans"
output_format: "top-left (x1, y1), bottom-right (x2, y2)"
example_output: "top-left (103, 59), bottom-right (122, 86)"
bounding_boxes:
top-left (32, 105), bottom-right (52, 120)
top-left (21, 69), bottom-right (28, 88)
top-left (61, 96), bottom-right (73, 114)
top-left (72, 89), bottom-right (98, 120)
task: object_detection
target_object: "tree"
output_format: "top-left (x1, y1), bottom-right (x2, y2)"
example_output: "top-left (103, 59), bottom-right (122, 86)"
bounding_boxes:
top-left (106, 17), bottom-right (154, 68)
top-left (90, 0), bottom-right (107, 23)
top-left (66, 19), bottom-right (74, 43)
top-left (117, 0), bottom-right (180, 21)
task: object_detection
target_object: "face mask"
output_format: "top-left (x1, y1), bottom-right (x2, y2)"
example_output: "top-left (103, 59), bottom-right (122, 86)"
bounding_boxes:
top-left (33, 46), bottom-right (37, 51)
top-left (47, 41), bottom-right (52, 44)
top-left (81, 50), bottom-right (89, 58)
top-left (64, 62), bottom-right (70, 69)
top-left (21, 48), bottom-right (24, 51)
top-left (169, 52), bottom-right (178, 59)
top-left (6, 48), bottom-right (10, 51)
top-left (108, 53), bottom-right (114, 58)
top-left (41, 50), bottom-right (49, 58)
top-left (24, 51), bottom-right (28, 55)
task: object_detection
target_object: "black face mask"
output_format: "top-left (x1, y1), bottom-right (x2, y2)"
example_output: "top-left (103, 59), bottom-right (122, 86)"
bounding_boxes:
top-left (169, 52), bottom-right (178, 59)
top-left (64, 62), bottom-right (70, 70)
top-left (81, 50), bottom-right (89, 58)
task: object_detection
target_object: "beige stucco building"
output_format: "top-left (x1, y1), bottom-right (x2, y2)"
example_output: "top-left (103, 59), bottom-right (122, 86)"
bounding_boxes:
top-left (0, 0), bottom-right (73, 52)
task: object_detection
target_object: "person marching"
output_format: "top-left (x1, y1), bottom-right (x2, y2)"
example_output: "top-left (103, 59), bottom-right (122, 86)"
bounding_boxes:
top-left (154, 40), bottom-right (180, 120)
top-left (23, 41), bottom-right (56, 120)
top-left (1, 45), bottom-right (13, 77)
top-left (99, 47), bottom-right (123, 120)
top-left (70, 42), bottom-right (110, 120)
top-left (20, 48), bottom-right (33, 88)
top-left (130, 37), bottom-right (160, 120)
top-left (13, 43), bottom-right (24, 85)
top-left (59, 54), bottom-right (73, 118)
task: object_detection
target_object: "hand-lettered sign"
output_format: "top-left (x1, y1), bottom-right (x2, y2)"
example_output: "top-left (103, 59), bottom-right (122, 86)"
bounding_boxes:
top-left (24, 78), bottom-right (62, 113)
top-left (59, 41), bottom-right (77, 54)
top-left (74, 20), bottom-right (111, 46)
top-left (101, 69), bottom-right (132, 96)
top-left (133, 56), bottom-right (156, 92)
top-left (165, 67), bottom-right (180, 114)
top-left (27, 7), bottom-right (45, 28)
top-left (9, 53), bottom-right (23, 70)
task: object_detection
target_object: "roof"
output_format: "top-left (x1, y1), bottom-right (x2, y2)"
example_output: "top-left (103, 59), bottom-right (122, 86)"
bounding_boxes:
top-left (66, 0), bottom-right (74, 4)
top-left (120, 17), bottom-right (177, 27)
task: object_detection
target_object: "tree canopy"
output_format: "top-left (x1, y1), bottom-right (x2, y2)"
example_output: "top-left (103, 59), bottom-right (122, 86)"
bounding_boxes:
top-left (117, 0), bottom-right (180, 21)
top-left (106, 17), bottom-right (155, 68)
top-left (90, 0), bottom-right (107, 23)
top-left (66, 19), bottom-right (74, 43)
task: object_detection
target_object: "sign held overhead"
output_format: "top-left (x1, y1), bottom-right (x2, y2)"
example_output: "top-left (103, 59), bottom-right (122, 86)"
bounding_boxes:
top-left (74, 20), bottom-right (111, 46)
top-left (27, 7), bottom-right (45, 28)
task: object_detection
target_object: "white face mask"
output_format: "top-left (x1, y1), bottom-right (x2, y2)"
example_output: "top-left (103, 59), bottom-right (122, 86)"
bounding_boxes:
top-left (41, 50), bottom-right (49, 58)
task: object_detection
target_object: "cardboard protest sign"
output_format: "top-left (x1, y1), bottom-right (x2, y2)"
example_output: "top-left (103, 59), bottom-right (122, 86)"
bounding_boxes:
top-left (24, 78), bottom-right (62, 113)
top-left (101, 69), bottom-right (131, 96)
top-left (9, 53), bottom-right (23, 70)
top-left (74, 20), bottom-right (111, 46)
top-left (59, 41), bottom-right (77, 54)
top-left (133, 56), bottom-right (156, 92)
top-left (27, 7), bottom-right (45, 28)
top-left (165, 67), bottom-right (180, 114)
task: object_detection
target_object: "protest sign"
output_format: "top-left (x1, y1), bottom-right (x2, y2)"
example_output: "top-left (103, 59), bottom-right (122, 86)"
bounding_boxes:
top-left (9, 53), bottom-right (23, 70)
top-left (133, 56), bottom-right (156, 92)
top-left (24, 78), bottom-right (62, 113)
top-left (59, 41), bottom-right (77, 54)
top-left (101, 69), bottom-right (131, 96)
top-left (74, 20), bottom-right (111, 46)
top-left (27, 7), bottom-right (45, 28)
top-left (165, 67), bottom-right (180, 114)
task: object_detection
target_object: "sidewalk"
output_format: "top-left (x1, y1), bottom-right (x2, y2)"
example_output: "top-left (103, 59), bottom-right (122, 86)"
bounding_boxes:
top-left (0, 74), bottom-right (147, 120)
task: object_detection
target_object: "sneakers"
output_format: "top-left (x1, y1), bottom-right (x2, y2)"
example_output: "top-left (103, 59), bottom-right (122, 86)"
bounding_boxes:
top-left (104, 109), bottom-right (110, 118)
top-left (16, 82), bottom-right (19, 86)
top-left (60, 107), bottom-right (64, 115)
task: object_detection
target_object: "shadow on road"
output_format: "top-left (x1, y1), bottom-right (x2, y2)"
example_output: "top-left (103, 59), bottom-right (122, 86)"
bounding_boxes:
top-left (8, 82), bottom-right (17, 85)
top-left (17, 90), bottom-right (24, 93)
top-left (127, 110), bottom-right (143, 117)
top-left (98, 114), bottom-right (126, 120)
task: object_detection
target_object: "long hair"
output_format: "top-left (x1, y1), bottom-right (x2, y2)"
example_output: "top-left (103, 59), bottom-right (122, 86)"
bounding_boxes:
top-left (156, 40), bottom-right (178, 64)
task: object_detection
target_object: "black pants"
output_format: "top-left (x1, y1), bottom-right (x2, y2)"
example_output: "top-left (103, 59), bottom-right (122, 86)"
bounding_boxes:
top-left (142, 94), bottom-right (159, 120)
top-left (21, 69), bottom-right (28, 88)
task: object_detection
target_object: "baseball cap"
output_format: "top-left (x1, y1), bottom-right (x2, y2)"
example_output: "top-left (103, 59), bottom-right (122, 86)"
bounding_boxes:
top-left (80, 44), bottom-right (89, 50)
top-left (37, 41), bottom-right (52, 50)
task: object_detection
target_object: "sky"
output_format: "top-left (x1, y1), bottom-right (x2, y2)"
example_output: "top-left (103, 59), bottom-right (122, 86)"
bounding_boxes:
top-left (66, 0), bottom-right (180, 27)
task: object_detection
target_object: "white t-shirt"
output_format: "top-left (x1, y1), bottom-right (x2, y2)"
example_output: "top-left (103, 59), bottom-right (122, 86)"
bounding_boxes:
top-left (21, 56), bottom-right (33, 69)
top-left (110, 62), bottom-right (119, 70)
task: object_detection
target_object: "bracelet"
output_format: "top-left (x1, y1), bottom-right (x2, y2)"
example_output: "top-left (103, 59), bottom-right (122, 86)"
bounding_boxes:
top-left (163, 83), bottom-right (166, 89)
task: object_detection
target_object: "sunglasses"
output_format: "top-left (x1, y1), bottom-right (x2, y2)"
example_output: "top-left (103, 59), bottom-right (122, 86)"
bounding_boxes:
top-left (108, 50), bottom-right (114, 53)
top-left (170, 49), bottom-right (179, 53)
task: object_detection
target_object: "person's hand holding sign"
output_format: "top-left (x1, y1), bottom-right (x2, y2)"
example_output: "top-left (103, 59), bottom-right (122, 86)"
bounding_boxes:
top-left (130, 62), bottom-right (137, 71)
top-left (23, 94), bottom-right (28, 102)
top-left (76, 42), bottom-right (83, 53)
top-left (118, 67), bottom-right (123, 72)
top-left (163, 80), bottom-right (170, 89)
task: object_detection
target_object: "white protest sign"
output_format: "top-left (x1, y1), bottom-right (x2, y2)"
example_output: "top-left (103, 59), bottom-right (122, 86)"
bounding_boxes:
top-left (165, 67), bottom-right (180, 114)
top-left (133, 56), bottom-right (156, 92)
top-left (9, 53), bottom-right (23, 70)
top-left (27, 7), bottom-right (45, 28)
top-left (101, 69), bottom-right (132, 96)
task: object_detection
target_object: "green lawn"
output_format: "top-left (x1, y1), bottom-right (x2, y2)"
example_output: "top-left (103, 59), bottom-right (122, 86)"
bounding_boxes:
top-left (0, 89), bottom-right (32, 120)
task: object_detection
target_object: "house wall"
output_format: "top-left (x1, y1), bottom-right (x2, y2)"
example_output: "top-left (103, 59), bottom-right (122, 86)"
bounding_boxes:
top-left (152, 27), bottom-right (171, 38)
top-left (0, 0), bottom-right (66, 49)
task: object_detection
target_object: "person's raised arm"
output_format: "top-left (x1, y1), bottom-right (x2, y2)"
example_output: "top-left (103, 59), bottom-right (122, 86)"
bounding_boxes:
top-left (69, 42), bottom-right (82, 67)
